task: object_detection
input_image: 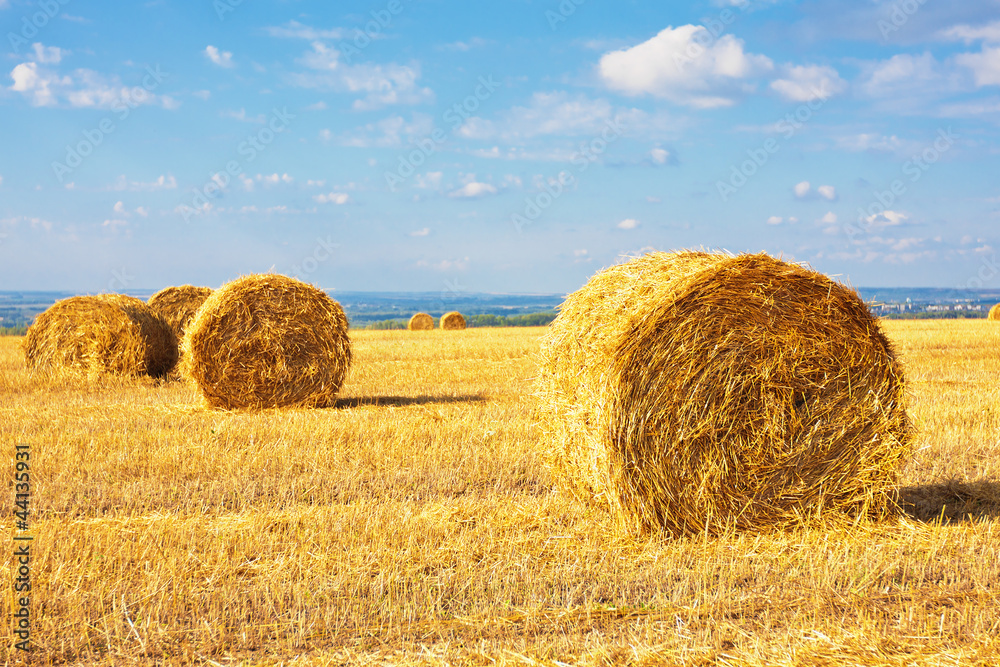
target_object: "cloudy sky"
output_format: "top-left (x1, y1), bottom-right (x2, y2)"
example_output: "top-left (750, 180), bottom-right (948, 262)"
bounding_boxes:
top-left (1, 0), bottom-right (999, 294)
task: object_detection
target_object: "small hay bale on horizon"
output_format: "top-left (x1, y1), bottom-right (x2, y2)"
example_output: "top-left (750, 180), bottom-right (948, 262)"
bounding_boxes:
top-left (148, 285), bottom-right (214, 339)
top-left (989, 304), bottom-right (1000, 320)
top-left (22, 294), bottom-right (178, 377)
top-left (182, 274), bottom-right (351, 410)
top-left (408, 312), bottom-right (434, 331)
top-left (536, 250), bottom-right (913, 537)
top-left (440, 311), bottom-right (466, 330)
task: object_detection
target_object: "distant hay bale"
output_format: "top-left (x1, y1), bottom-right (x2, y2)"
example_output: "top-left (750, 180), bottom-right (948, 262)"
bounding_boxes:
top-left (182, 274), bottom-right (351, 410)
top-left (536, 251), bottom-right (913, 536)
top-left (148, 285), bottom-right (213, 339)
top-left (22, 294), bottom-right (178, 377)
top-left (989, 304), bottom-right (1000, 320)
top-left (408, 312), bottom-right (434, 331)
top-left (440, 311), bottom-right (466, 330)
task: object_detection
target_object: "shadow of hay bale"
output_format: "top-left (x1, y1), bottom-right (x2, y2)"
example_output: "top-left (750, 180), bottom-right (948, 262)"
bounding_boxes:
top-left (899, 480), bottom-right (1000, 523)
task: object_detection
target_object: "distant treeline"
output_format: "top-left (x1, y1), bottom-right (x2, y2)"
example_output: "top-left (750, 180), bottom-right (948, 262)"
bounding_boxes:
top-left (360, 311), bottom-right (558, 330)
top-left (881, 311), bottom-right (988, 320)
top-left (0, 326), bottom-right (28, 336)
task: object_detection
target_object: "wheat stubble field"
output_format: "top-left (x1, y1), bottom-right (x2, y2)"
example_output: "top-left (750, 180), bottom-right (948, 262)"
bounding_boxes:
top-left (2, 321), bottom-right (1000, 666)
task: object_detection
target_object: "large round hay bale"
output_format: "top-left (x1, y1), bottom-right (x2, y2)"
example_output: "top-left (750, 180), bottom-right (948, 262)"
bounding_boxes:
top-left (182, 274), bottom-right (351, 410)
top-left (536, 251), bottom-right (912, 536)
top-left (988, 304), bottom-right (1000, 320)
top-left (148, 285), bottom-right (213, 339)
top-left (440, 311), bottom-right (466, 330)
top-left (22, 294), bottom-right (178, 377)
top-left (408, 312), bottom-right (434, 331)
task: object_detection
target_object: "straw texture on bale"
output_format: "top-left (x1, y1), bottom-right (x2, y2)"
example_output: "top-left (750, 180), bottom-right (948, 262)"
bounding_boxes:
top-left (408, 312), bottom-right (434, 331)
top-left (182, 274), bottom-right (351, 410)
top-left (22, 294), bottom-right (178, 377)
top-left (148, 285), bottom-right (213, 339)
top-left (536, 251), bottom-right (912, 536)
top-left (989, 304), bottom-right (1000, 321)
top-left (440, 311), bottom-right (467, 330)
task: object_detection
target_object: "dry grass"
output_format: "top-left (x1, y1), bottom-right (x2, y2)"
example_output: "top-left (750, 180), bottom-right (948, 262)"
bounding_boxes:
top-left (182, 274), bottom-right (351, 410)
top-left (408, 313), bottom-right (434, 331)
top-left (2, 321), bottom-right (1000, 665)
top-left (440, 312), bottom-right (467, 330)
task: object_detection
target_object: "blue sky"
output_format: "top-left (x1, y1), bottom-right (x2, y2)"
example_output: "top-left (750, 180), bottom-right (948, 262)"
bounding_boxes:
top-left (1, 0), bottom-right (999, 294)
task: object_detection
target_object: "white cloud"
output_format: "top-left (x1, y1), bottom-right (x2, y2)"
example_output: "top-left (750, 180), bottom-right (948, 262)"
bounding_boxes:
top-left (113, 201), bottom-right (126, 214)
top-left (794, 181), bottom-right (811, 198)
top-left (817, 185), bottom-right (836, 200)
top-left (819, 211), bottom-right (838, 225)
top-left (766, 216), bottom-right (783, 225)
top-left (617, 218), bottom-right (640, 230)
top-left (266, 21), bottom-right (346, 40)
top-left (863, 210), bottom-right (910, 228)
top-left (204, 46), bottom-right (235, 68)
top-left (304, 101), bottom-right (327, 111)
top-left (8, 61), bottom-right (174, 109)
top-left (109, 174), bottom-right (177, 191)
top-left (939, 21), bottom-right (1000, 44)
top-left (290, 41), bottom-right (433, 110)
top-left (650, 147), bottom-right (670, 164)
top-left (257, 173), bottom-right (293, 185)
top-left (305, 179), bottom-right (326, 188)
top-left (417, 257), bottom-right (470, 272)
top-left (770, 64), bottom-right (846, 102)
top-left (31, 43), bottom-right (65, 65)
top-left (449, 182), bottom-right (497, 199)
top-left (410, 227), bottom-right (430, 237)
top-left (574, 249), bottom-right (589, 256)
top-left (955, 45), bottom-right (1000, 87)
top-left (314, 192), bottom-right (350, 204)
top-left (193, 90), bottom-right (211, 100)
top-left (415, 172), bottom-right (443, 190)
top-left (598, 25), bottom-right (773, 108)
top-left (102, 218), bottom-right (128, 229)
top-left (336, 114), bottom-right (434, 148)
top-left (856, 53), bottom-right (963, 102)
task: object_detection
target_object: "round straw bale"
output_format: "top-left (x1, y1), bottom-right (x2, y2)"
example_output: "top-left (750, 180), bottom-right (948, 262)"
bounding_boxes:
top-left (408, 312), bottom-right (434, 331)
top-left (182, 274), bottom-right (351, 410)
top-left (536, 251), bottom-right (912, 536)
top-left (989, 304), bottom-right (1000, 320)
top-left (440, 311), bottom-right (466, 330)
top-left (23, 294), bottom-right (178, 377)
top-left (148, 285), bottom-right (214, 338)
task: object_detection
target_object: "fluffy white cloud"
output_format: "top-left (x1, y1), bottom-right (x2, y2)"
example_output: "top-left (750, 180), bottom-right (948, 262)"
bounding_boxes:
top-left (109, 174), bottom-right (177, 191)
top-left (314, 192), bottom-right (350, 204)
top-left (8, 61), bottom-right (173, 109)
top-left (955, 45), bottom-right (1000, 87)
top-left (770, 64), bottom-right (846, 102)
top-left (598, 25), bottom-right (773, 108)
top-left (817, 185), bottom-right (837, 200)
top-left (31, 43), bottom-right (65, 65)
top-left (617, 218), bottom-right (640, 230)
top-left (650, 148), bottom-right (670, 164)
top-left (290, 41), bottom-right (433, 110)
top-left (449, 182), bottom-right (497, 199)
top-left (266, 21), bottom-right (346, 40)
top-left (204, 46), bottom-right (235, 68)
top-left (409, 227), bottom-right (430, 237)
top-left (819, 211), bottom-right (838, 224)
top-left (794, 181), bottom-right (811, 198)
top-left (939, 21), bottom-right (1000, 44)
top-left (766, 216), bottom-right (783, 225)
top-left (335, 114), bottom-right (435, 148)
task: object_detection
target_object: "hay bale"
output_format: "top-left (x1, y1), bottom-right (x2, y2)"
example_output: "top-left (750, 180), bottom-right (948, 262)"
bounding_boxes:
top-left (536, 251), bottom-right (912, 536)
top-left (989, 304), bottom-right (1000, 321)
top-left (182, 274), bottom-right (351, 410)
top-left (440, 311), bottom-right (466, 330)
top-left (22, 294), bottom-right (178, 377)
top-left (148, 285), bottom-right (214, 339)
top-left (408, 312), bottom-right (434, 331)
